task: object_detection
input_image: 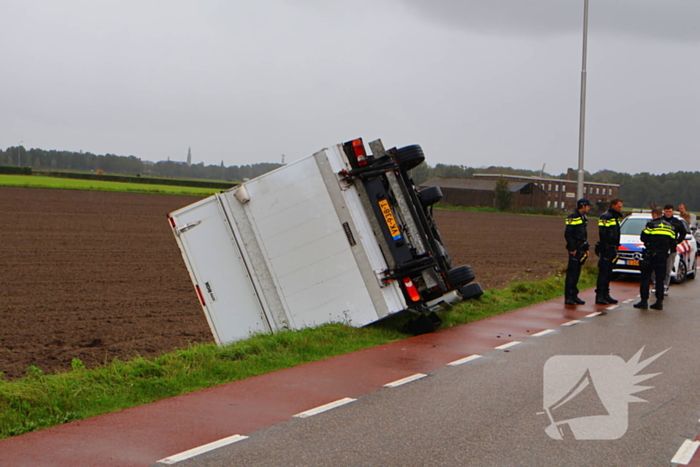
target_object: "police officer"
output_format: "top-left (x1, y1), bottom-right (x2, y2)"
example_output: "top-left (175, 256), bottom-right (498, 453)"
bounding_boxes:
top-left (595, 198), bottom-right (624, 304)
top-left (564, 198), bottom-right (593, 305)
top-left (634, 207), bottom-right (676, 310)
top-left (661, 204), bottom-right (688, 295)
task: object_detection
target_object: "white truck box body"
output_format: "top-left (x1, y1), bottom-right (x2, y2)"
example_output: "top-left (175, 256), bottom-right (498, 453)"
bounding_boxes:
top-left (169, 144), bottom-right (407, 345)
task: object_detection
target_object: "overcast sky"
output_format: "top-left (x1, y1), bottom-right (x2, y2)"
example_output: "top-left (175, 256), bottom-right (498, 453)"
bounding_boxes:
top-left (2, 0), bottom-right (698, 175)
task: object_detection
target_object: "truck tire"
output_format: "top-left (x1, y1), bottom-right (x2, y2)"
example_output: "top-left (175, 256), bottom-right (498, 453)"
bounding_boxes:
top-left (458, 282), bottom-right (484, 300)
top-left (395, 145), bottom-right (425, 171)
top-left (419, 186), bottom-right (443, 207)
top-left (447, 265), bottom-right (475, 287)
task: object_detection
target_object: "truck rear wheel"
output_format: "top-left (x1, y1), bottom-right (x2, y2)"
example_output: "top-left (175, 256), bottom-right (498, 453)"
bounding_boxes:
top-left (458, 282), bottom-right (484, 300)
top-left (419, 186), bottom-right (443, 207)
top-left (395, 145), bottom-right (425, 171)
top-left (447, 265), bottom-right (475, 288)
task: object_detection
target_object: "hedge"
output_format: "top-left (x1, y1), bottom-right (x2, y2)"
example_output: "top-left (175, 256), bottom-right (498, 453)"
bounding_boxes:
top-left (0, 166), bottom-right (32, 175)
top-left (32, 171), bottom-right (237, 189)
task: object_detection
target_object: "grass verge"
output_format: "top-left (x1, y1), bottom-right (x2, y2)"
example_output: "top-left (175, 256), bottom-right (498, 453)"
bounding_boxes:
top-left (0, 267), bottom-right (597, 440)
top-left (0, 175), bottom-right (220, 196)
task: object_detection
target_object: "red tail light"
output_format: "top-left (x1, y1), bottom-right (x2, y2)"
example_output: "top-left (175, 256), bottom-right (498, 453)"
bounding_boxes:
top-left (402, 277), bottom-right (421, 302)
top-left (195, 285), bottom-right (206, 306)
top-left (351, 139), bottom-right (368, 167)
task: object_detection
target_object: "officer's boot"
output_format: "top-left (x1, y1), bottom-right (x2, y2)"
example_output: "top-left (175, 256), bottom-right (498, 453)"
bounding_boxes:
top-left (595, 291), bottom-right (608, 305)
top-left (633, 300), bottom-right (648, 309)
top-left (604, 292), bottom-right (618, 304)
top-left (650, 301), bottom-right (663, 310)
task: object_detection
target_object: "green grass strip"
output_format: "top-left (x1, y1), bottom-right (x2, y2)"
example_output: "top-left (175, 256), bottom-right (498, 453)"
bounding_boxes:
top-left (0, 175), bottom-right (220, 196)
top-left (0, 267), bottom-right (597, 440)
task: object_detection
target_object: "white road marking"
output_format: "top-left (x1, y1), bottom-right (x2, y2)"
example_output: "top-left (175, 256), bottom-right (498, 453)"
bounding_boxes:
top-left (606, 305), bottom-right (620, 310)
top-left (623, 298), bottom-right (635, 303)
top-left (294, 397), bottom-right (356, 418)
top-left (532, 329), bottom-right (555, 337)
top-left (495, 341), bottom-right (521, 350)
top-left (447, 355), bottom-right (482, 366)
top-left (158, 435), bottom-right (248, 464)
top-left (585, 312), bottom-right (602, 318)
top-left (561, 320), bottom-right (580, 326)
top-left (384, 373), bottom-right (427, 388)
top-left (670, 439), bottom-right (700, 465)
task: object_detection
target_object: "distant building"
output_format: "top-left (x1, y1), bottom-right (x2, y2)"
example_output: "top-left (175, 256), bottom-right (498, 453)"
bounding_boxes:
top-left (472, 174), bottom-right (620, 211)
top-left (420, 177), bottom-right (548, 209)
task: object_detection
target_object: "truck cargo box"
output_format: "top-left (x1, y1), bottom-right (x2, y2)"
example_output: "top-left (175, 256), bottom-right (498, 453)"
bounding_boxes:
top-left (168, 138), bottom-right (479, 345)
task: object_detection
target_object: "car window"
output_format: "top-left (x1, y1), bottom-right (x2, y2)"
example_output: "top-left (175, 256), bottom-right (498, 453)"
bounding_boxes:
top-left (620, 218), bottom-right (649, 235)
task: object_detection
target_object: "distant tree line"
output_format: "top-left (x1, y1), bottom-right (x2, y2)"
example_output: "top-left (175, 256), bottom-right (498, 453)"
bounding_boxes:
top-left (0, 146), bottom-right (282, 182)
top-left (3, 146), bottom-right (699, 210)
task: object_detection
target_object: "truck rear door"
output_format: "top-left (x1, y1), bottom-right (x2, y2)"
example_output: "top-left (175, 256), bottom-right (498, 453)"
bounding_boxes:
top-left (169, 196), bottom-right (271, 345)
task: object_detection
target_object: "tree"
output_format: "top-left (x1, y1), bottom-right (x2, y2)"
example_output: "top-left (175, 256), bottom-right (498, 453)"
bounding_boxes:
top-left (495, 176), bottom-right (513, 211)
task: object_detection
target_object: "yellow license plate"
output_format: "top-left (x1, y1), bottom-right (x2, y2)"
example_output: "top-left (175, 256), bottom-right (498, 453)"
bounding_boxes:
top-left (627, 260), bottom-right (639, 266)
top-left (378, 199), bottom-right (402, 240)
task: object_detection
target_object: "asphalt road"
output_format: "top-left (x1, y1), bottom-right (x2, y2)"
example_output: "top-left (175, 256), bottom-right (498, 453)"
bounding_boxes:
top-left (164, 283), bottom-right (700, 467)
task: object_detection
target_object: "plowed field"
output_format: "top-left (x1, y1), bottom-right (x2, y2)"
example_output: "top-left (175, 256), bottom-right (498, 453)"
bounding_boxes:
top-left (0, 187), bottom-right (596, 380)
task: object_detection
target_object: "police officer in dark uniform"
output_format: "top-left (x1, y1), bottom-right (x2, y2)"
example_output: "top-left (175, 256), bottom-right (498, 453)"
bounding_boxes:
top-left (634, 207), bottom-right (676, 310)
top-left (661, 204), bottom-right (688, 295)
top-left (564, 198), bottom-right (593, 305)
top-left (595, 198), bottom-right (624, 304)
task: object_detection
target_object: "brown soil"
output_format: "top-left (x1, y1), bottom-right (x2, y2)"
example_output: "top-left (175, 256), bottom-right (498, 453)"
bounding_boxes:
top-left (0, 187), bottom-right (597, 380)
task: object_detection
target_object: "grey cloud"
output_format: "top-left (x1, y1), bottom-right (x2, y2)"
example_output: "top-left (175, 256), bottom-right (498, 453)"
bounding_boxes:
top-left (399, 0), bottom-right (700, 42)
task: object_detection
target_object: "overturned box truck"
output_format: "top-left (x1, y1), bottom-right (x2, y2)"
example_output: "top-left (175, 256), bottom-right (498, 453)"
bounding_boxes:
top-left (168, 138), bottom-right (482, 345)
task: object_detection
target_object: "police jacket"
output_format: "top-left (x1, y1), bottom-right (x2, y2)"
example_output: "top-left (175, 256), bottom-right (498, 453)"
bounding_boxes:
top-left (641, 217), bottom-right (676, 255)
top-left (598, 208), bottom-right (623, 250)
top-left (565, 209), bottom-right (588, 251)
top-left (663, 215), bottom-right (688, 245)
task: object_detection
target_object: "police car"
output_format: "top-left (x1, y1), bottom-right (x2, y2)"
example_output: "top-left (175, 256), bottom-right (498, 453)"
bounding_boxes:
top-left (614, 211), bottom-right (697, 283)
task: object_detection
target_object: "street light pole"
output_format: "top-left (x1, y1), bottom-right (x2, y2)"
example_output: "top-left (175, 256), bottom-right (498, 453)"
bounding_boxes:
top-left (577, 0), bottom-right (589, 200)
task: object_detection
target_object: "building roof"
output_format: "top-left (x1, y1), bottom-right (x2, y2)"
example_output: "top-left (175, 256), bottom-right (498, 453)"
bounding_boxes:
top-left (420, 177), bottom-right (532, 193)
top-left (473, 173), bottom-right (619, 187)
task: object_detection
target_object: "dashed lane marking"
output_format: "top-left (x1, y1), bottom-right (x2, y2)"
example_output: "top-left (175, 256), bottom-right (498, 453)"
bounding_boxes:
top-left (384, 373), bottom-right (427, 388)
top-left (561, 320), bottom-right (581, 326)
top-left (532, 329), bottom-right (555, 337)
top-left (623, 298), bottom-right (635, 303)
top-left (294, 397), bottom-right (356, 418)
top-left (447, 355), bottom-right (482, 366)
top-left (670, 439), bottom-right (700, 465)
top-left (495, 341), bottom-right (521, 350)
top-left (158, 434), bottom-right (248, 465)
top-left (585, 312), bottom-right (603, 318)
top-left (606, 305), bottom-right (620, 310)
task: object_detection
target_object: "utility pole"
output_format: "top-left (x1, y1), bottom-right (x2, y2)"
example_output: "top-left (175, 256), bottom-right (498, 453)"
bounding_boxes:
top-left (577, 0), bottom-right (589, 200)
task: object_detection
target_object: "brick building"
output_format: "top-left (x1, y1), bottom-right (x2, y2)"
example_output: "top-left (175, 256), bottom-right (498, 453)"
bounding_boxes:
top-left (419, 177), bottom-right (548, 209)
top-left (472, 174), bottom-right (620, 211)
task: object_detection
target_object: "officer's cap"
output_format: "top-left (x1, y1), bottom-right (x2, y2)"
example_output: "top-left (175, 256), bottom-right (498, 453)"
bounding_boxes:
top-left (577, 198), bottom-right (593, 207)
